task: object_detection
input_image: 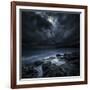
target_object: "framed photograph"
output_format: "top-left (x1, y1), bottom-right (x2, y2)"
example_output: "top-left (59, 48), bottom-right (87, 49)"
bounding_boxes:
top-left (11, 1), bottom-right (88, 89)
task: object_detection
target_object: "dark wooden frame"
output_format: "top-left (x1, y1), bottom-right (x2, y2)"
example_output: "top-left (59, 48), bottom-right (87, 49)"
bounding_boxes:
top-left (11, 1), bottom-right (88, 89)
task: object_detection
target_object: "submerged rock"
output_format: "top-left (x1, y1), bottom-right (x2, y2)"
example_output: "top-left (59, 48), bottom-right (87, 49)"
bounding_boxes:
top-left (21, 51), bottom-right (80, 78)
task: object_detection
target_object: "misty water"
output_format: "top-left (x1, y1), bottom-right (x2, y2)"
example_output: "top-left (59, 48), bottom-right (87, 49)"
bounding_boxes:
top-left (21, 48), bottom-right (80, 78)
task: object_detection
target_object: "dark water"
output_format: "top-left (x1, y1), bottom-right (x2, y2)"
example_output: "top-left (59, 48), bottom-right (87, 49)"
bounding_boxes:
top-left (21, 48), bottom-right (80, 78)
top-left (22, 48), bottom-right (79, 63)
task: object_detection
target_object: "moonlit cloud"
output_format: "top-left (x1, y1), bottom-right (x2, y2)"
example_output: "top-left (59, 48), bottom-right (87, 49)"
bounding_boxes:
top-left (47, 16), bottom-right (54, 24)
top-left (21, 9), bottom-right (80, 56)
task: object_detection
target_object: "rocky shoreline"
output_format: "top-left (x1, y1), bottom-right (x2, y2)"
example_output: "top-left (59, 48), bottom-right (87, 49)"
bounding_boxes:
top-left (21, 51), bottom-right (80, 78)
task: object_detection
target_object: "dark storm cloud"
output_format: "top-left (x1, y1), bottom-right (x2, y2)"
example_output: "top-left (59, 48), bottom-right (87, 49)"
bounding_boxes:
top-left (21, 10), bottom-right (80, 52)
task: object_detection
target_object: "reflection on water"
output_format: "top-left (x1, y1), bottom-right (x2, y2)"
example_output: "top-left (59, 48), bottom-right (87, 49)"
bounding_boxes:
top-left (21, 48), bottom-right (80, 78)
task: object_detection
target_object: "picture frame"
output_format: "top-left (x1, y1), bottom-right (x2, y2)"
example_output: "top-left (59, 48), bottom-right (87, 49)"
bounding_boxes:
top-left (11, 1), bottom-right (88, 89)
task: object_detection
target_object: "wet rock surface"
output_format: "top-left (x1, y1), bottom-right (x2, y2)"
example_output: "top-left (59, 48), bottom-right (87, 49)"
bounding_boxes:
top-left (21, 51), bottom-right (80, 78)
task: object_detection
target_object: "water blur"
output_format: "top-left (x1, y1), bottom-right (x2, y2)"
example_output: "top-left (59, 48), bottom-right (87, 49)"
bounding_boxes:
top-left (21, 48), bottom-right (80, 78)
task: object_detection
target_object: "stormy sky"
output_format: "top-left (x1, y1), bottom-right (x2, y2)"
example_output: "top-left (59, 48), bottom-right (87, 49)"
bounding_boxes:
top-left (20, 9), bottom-right (80, 56)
